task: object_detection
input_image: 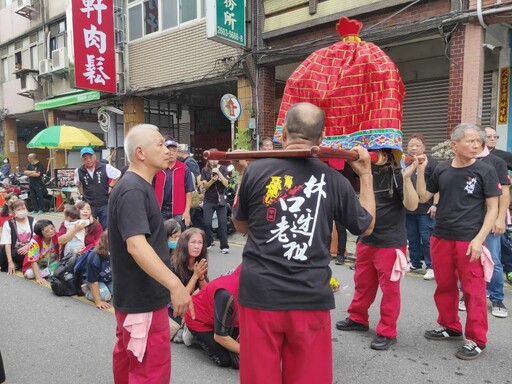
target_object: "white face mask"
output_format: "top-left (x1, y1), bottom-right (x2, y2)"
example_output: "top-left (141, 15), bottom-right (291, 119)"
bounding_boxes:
top-left (15, 210), bottom-right (28, 219)
top-left (3, 159), bottom-right (7, 164)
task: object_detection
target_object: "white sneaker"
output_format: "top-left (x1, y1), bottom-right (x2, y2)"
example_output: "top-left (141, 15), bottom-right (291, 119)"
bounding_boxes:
top-left (458, 298), bottom-right (466, 311)
top-left (220, 248), bottom-right (229, 254)
top-left (169, 318), bottom-right (181, 341)
top-left (182, 325), bottom-right (195, 347)
top-left (423, 269), bottom-right (435, 280)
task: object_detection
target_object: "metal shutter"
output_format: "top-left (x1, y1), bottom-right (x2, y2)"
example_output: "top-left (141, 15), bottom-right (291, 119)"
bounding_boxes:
top-left (402, 78), bottom-right (449, 155)
top-left (481, 71), bottom-right (494, 128)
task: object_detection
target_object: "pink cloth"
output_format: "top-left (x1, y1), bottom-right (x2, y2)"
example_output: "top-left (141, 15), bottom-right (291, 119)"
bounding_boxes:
top-left (481, 246), bottom-right (494, 283)
top-left (390, 249), bottom-right (408, 282)
top-left (123, 312), bottom-right (153, 363)
top-left (476, 146), bottom-right (490, 158)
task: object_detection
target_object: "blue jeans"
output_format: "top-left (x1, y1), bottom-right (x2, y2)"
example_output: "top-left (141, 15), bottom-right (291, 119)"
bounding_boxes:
top-left (485, 231), bottom-right (504, 301)
top-left (92, 205), bottom-right (108, 230)
top-left (86, 281), bottom-right (114, 302)
top-left (501, 231), bottom-right (512, 275)
top-left (405, 213), bottom-right (434, 269)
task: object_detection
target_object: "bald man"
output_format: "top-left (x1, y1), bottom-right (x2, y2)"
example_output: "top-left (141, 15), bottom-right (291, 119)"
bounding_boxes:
top-left (109, 124), bottom-right (193, 383)
top-left (233, 102), bottom-right (376, 384)
top-left (24, 153), bottom-right (46, 214)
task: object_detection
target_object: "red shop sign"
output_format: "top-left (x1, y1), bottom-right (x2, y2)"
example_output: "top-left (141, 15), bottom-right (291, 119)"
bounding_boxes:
top-left (72, 0), bottom-right (116, 93)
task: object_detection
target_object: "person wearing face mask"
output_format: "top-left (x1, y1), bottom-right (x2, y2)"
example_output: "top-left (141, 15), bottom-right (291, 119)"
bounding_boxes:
top-left (0, 200), bottom-right (35, 274)
top-left (0, 157), bottom-right (11, 178)
top-left (169, 228), bottom-right (208, 342)
top-left (83, 231), bottom-right (113, 310)
top-left (164, 219), bottom-right (182, 254)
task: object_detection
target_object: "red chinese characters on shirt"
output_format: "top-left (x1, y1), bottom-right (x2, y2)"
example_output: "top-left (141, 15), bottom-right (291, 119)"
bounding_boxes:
top-left (72, 0), bottom-right (116, 93)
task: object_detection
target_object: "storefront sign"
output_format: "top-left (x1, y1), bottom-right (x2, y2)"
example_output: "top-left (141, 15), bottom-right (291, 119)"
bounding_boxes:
top-left (72, 0), bottom-right (116, 93)
top-left (206, 0), bottom-right (246, 48)
top-left (499, 67), bottom-right (509, 124)
top-left (34, 91), bottom-right (101, 111)
top-left (9, 140), bottom-right (15, 153)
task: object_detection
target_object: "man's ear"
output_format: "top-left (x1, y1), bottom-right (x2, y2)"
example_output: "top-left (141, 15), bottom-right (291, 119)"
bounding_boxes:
top-left (282, 126), bottom-right (287, 143)
top-left (317, 131), bottom-right (325, 146)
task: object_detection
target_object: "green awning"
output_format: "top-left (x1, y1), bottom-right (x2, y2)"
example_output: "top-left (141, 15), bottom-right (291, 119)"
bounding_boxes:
top-left (34, 91), bottom-right (101, 111)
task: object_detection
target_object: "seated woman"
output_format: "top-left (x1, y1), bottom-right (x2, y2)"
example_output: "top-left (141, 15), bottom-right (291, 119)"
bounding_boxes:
top-left (83, 231), bottom-right (112, 310)
top-left (23, 219), bottom-right (60, 285)
top-left (169, 227), bottom-right (208, 342)
top-left (164, 218), bottom-right (182, 254)
top-left (58, 201), bottom-right (103, 251)
top-left (0, 200), bottom-right (35, 274)
top-left (183, 265), bottom-right (241, 369)
top-left (171, 227), bottom-right (209, 291)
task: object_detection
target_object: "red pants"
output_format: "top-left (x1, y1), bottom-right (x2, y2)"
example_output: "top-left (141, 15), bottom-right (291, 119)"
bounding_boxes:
top-left (430, 237), bottom-right (487, 346)
top-left (113, 306), bottom-right (170, 384)
top-left (347, 243), bottom-right (405, 338)
top-left (239, 305), bottom-right (332, 384)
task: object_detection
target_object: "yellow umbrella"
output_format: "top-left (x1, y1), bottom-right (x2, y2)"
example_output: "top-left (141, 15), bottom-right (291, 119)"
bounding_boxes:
top-left (27, 125), bottom-right (104, 149)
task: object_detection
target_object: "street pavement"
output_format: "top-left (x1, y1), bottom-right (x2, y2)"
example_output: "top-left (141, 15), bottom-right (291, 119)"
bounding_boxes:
top-left (1, 212), bottom-right (512, 383)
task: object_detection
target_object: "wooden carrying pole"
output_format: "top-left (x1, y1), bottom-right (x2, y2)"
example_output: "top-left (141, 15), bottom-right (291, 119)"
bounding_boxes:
top-left (203, 146), bottom-right (388, 165)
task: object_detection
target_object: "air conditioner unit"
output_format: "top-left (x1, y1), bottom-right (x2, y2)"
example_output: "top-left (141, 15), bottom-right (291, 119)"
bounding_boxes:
top-left (20, 74), bottom-right (39, 93)
top-left (51, 47), bottom-right (69, 74)
top-left (15, 0), bottom-right (36, 19)
top-left (38, 59), bottom-right (52, 77)
top-left (17, 0), bottom-right (32, 7)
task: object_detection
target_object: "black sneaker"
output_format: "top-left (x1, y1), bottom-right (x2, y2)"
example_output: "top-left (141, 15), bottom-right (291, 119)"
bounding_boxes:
top-left (335, 317), bottom-right (369, 331)
top-left (370, 335), bottom-right (396, 351)
top-left (455, 340), bottom-right (486, 360)
top-left (335, 255), bottom-right (345, 265)
top-left (424, 326), bottom-right (463, 341)
top-left (491, 300), bottom-right (508, 318)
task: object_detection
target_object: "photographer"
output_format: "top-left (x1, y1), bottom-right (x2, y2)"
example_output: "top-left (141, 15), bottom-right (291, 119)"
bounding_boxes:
top-left (200, 151), bottom-right (230, 254)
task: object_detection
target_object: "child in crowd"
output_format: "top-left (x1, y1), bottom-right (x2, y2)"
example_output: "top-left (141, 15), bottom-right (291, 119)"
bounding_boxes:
top-left (169, 227), bottom-right (209, 342)
top-left (0, 192), bottom-right (18, 227)
top-left (0, 200), bottom-right (35, 274)
top-left (83, 231), bottom-right (112, 310)
top-left (165, 218), bottom-right (182, 254)
top-left (23, 220), bottom-right (60, 285)
top-left (63, 205), bottom-right (90, 257)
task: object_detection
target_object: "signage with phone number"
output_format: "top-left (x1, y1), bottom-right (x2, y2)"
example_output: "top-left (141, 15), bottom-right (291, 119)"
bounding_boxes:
top-left (206, 0), bottom-right (246, 48)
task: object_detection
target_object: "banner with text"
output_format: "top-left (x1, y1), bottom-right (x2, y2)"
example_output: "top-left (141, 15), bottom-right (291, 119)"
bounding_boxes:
top-left (72, 0), bottom-right (116, 93)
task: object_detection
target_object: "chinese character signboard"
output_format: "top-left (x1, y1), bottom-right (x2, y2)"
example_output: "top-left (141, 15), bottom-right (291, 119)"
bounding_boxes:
top-left (206, 0), bottom-right (246, 48)
top-left (499, 67), bottom-right (509, 125)
top-left (72, 0), bottom-right (116, 93)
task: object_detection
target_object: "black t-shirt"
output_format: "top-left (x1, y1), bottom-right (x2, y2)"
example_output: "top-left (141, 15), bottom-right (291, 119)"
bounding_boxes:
top-left (26, 162), bottom-right (44, 186)
top-left (361, 169), bottom-right (406, 248)
top-left (407, 155), bottom-right (438, 215)
top-left (480, 154), bottom-right (511, 186)
top-left (214, 289), bottom-right (236, 336)
top-left (427, 160), bottom-right (502, 241)
top-left (201, 165), bottom-right (229, 204)
top-left (490, 148), bottom-right (512, 171)
top-left (109, 171), bottom-right (170, 313)
top-left (234, 158), bottom-right (372, 311)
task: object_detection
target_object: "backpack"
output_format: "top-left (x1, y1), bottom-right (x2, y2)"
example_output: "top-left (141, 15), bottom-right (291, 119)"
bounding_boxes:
top-left (50, 252), bottom-right (80, 296)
